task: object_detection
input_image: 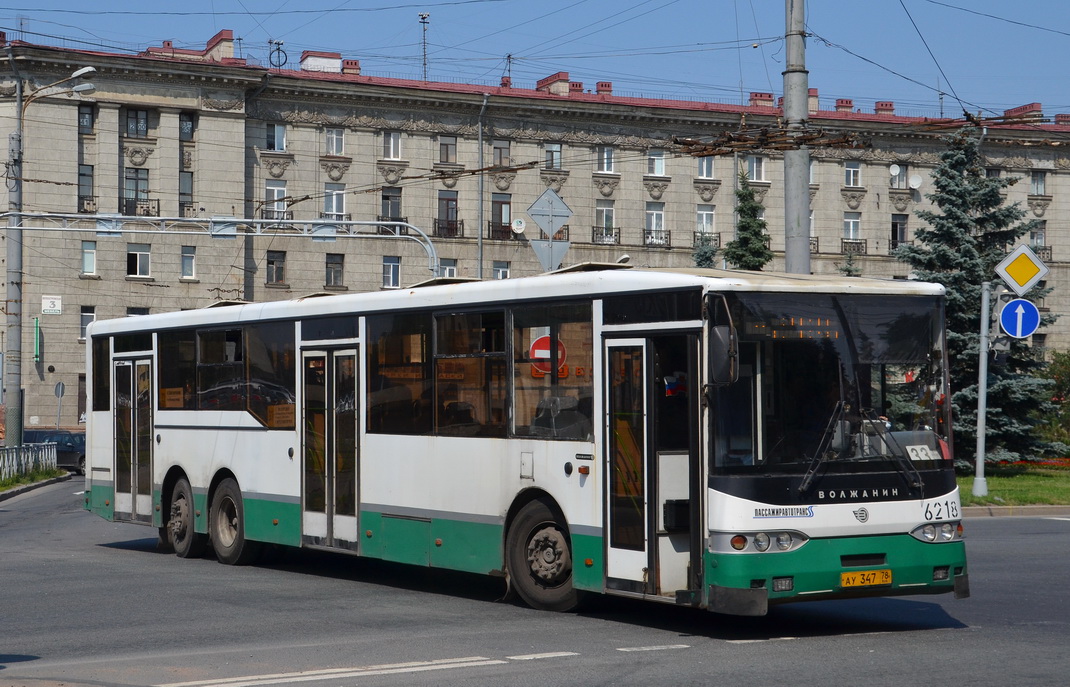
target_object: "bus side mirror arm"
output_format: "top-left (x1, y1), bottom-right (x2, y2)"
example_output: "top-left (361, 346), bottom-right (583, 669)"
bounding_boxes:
top-left (709, 324), bottom-right (738, 386)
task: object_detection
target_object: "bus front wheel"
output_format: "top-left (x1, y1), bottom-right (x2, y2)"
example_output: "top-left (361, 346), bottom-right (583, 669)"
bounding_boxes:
top-left (506, 498), bottom-right (580, 612)
top-left (210, 478), bottom-right (261, 565)
top-left (170, 478), bottom-right (206, 558)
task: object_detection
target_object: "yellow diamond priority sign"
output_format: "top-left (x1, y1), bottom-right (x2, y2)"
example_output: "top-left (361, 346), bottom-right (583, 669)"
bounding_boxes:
top-left (995, 244), bottom-right (1049, 297)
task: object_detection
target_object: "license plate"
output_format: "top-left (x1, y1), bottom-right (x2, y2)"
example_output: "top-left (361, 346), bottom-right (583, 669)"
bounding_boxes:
top-left (841, 569), bottom-right (892, 588)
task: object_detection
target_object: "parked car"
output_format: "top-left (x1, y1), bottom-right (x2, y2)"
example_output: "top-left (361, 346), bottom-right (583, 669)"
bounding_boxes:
top-left (22, 429), bottom-right (86, 475)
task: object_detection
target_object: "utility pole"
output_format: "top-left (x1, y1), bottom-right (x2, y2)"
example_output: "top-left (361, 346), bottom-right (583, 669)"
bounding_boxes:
top-left (419, 13), bottom-right (430, 81)
top-left (782, 0), bottom-right (811, 275)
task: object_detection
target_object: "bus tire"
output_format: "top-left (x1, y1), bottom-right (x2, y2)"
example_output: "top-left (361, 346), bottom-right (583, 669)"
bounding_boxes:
top-left (170, 478), bottom-right (207, 558)
top-left (506, 498), bottom-right (580, 612)
top-left (210, 478), bottom-right (261, 566)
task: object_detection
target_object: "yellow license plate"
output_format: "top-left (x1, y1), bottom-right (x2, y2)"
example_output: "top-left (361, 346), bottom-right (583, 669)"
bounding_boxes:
top-left (841, 569), bottom-right (892, 588)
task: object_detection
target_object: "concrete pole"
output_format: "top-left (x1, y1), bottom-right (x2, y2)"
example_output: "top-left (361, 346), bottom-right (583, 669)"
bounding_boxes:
top-left (477, 94), bottom-right (488, 279)
top-left (782, 0), bottom-right (811, 275)
top-left (5, 48), bottom-right (25, 447)
top-left (973, 281), bottom-right (990, 496)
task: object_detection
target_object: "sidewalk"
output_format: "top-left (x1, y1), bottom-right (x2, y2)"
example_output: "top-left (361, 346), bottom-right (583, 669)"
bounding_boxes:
top-left (963, 504), bottom-right (1070, 518)
top-left (0, 473), bottom-right (72, 502)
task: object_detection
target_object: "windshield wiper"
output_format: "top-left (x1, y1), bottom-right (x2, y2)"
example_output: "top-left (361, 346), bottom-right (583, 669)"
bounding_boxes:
top-left (858, 408), bottom-right (924, 491)
top-left (798, 401), bottom-right (849, 494)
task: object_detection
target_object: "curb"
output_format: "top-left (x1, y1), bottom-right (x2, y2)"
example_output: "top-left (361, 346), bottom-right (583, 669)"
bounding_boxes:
top-left (963, 504), bottom-right (1070, 518)
top-left (0, 473), bottom-right (73, 502)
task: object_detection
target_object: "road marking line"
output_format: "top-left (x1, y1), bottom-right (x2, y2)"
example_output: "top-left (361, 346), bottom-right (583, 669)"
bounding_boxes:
top-left (616, 644), bottom-right (690, 652)
top-left (507, 651), bottom-right (580, 660)
top-left (156, 656), bottom-right (505, 687)
top-left (725, 637), bottom-right (798, 644)
top-left (1047, 517), bottom-right (1070, 522)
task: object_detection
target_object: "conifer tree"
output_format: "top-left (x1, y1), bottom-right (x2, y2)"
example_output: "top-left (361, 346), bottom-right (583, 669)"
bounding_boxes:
top-left (722, 171), bottom-right (773, 270)
top-left (895, 128), bottom-right (1062, 463)
top-left (692, 232), bottom-right (718, 268)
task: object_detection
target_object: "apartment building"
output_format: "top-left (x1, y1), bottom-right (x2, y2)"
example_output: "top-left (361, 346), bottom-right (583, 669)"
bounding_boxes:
top-left (1, 29), bottom-right (1066, 426)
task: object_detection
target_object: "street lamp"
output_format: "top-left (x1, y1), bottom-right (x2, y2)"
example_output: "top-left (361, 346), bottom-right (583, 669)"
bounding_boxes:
top-left (5, 51), bottom-right (96, 446)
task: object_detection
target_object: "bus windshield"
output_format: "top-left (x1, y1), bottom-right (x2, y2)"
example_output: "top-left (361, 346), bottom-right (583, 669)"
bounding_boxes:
top-left (713, 292), bottom-right (951, 474)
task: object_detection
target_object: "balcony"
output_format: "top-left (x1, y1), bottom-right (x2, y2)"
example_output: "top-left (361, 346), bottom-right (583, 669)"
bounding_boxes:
top-left (180, 201), bottom-right (197, 218)
top-left (592, 226), bottom-right (619, 245)
top-left (693, 231), bottom-right (720, 248)
top-left (1035, 245), bottom-right (1052, 261)
top-left (377, 215), bottom-right (409, 235)
top-left (644, 229), bottom-right (671, 248)
top-left (841, 238), bottom-right (868, 255)
top-left (320, 211), bottom-right (352, 222)
top-left (78, 195), bottom-right (98, 214)
top-left (120, 198), bottom-right (159, 217)
top-left (434, 218), bottom-right (464, 238)
top-left (260, 208), bottom-right (293, 221)
top-left (487, 221), bottom-right (526, 241)
top-left (810, 237), bottom-right (820, 254)
top-left (889, 239), bottom-right (913, 255)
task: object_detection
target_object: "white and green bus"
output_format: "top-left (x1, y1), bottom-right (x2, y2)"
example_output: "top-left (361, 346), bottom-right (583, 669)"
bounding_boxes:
top-left (84, 266), bottom-right (968, 615)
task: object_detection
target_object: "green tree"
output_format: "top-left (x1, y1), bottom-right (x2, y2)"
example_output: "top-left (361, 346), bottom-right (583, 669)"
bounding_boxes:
top-left (894, 128), bottom-right (1062, 463)
top-left (692, 232), bottom-right (718, 268)
top-left (722, 171), bottom-right (773, 270)
top-left (1039, 350), bottom-right (1070, 445)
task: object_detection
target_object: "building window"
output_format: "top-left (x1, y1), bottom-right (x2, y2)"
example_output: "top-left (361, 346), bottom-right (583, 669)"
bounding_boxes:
top-left (383, 131), bottom-right (402, 160)
top-left (78, 104), bottom-right (95, 134)
top-left (647, 149), bottom-right (666, 176)
top-left (491, 193), bottom-right (512, 230)
top-left (127, 243), bottom-right (151, 277)
top-left (493, 139), bottom-right (510, 167)
top-left (80, 306), bottom-right (95, 340)
top-left (125, 109), bottom-right (149, 138)
top-left (127, 307), bottom-right (150, 317)
top-left (325, 127), bottom-right (344, 156)
top-left (179, 171), bottom-right (193, 215)
top-left (1031, 220), bottom-right (1047, 247)
top-left (181, 246), bottom-right (196, 279)
top-left (697, 156), bottom-right (714, 179)
top-left (440, 258), bottom-right (458, 278)
top-left (123, 167), bottom-right (150, 214)
top-left (891, 214), bottom-right (908, 248)
top-left (545, 143), bottom-right (562, 170)
top-left (264, 180), bottom-right (287, 219)
top-left (438, 135), bottom-right (457, 164)
top-left (746, 155), bottom-right (765, 182)
top-left (986, 168), bottom-right (1002, 179)
top-left (78, 164), bottom-right (94, 208)
top-left (437, 190), bottom-right (459, 229)
top-left (323, 183), bottom-right (346, 219)
top-left (381, 186), bottom-right (403, 220)
top-left (179, 112), bottom-right (195, 141)
top-left (844, 161), bottom-right (862, 188)
top-left (81, 241), bottom-right (96, 275)
top-left (1031, 170), bottom-right (1047, 195)
top-left (595, 199), bottom-right (615, 228)
top-left (843, 212), bottom-right (861, 239)
top-left (266, 123), bottom-right (286, 151)
top-left (596, 145), bottom-right (614, 173)
top-left (645, 201), bottom-right (665, 245)
top-left (696, 204), bottom-right (715, 234)
top-left (266, 251), bottom-right (287, 285)
top-left (326, 253), bottom-right (344, 287)
top-left (383, 256), bottom-right (401, 288)
top-left (492, 260), bottom-right (510, 280)
top-left (890, 164), bottom-right (908, 189)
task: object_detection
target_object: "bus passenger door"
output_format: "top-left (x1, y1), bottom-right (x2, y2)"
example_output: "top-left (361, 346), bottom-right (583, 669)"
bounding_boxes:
top-left (114, 358), bottom-right (153, 523)
top-left (302, 349), bottom-right (359, 550)
top-left (605, 340), bottom-right (651, 592)
top-left (605, 335), bottom-right (699, 600)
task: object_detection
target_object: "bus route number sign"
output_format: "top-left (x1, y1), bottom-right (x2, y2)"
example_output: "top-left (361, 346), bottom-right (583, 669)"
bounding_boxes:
top-left (529, 335), bottom-right (566, 374)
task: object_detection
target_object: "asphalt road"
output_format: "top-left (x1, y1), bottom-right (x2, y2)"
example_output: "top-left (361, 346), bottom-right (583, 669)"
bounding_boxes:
top-left (2, 478), bottom-right (1069, 687)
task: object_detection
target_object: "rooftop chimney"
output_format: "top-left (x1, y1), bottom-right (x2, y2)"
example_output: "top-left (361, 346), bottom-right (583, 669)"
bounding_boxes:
top-left (749, 92), bottom-right (775, 108)
top-left (500, 75), bottom-right (512, 88)
top-left (1055, 114), bottom-right (1070, 125)
top-left (1004, 102), bottom-right (1043, 120)
top-left (536, 71), bottom-right (570, 96)
top-left (875, 101), bottom-right (895, 115)
top-left (596, 81), bottom-right (612, 95)
top-left (300, 50), bottom-right (343, 73)
top-left (204, 29), bottom-right (234, 61)
top-left (808, 88), bottom-right (819, 114)
top-left (835, 98), bottom-right (854, 113)
top-left (342, 59), bottom-right (361, 75)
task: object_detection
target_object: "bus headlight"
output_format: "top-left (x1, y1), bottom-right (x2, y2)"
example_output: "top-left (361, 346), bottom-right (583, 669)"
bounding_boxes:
top-left (909, 522), bottom-right (963, 543)
top-left (776, 532), bottom-right (793, 550)
top-left (939, 523), bottom-right (955, 541)
top-left (754, 532), bottom-right (771, 552)
top-left (921, 524), bottom-right (936, 541)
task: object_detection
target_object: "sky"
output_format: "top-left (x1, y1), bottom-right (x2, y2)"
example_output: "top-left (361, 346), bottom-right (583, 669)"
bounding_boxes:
top-left (2, 0), bottom-right (1068, 120)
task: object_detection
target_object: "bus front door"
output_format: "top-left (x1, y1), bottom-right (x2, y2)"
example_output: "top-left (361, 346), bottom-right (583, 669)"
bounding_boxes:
top-left (302, 349), bottom-right (359, 550)
top-left (605, 336), bottom-right (698, 600)
top-left (114, 358), bottom-right (153, 523)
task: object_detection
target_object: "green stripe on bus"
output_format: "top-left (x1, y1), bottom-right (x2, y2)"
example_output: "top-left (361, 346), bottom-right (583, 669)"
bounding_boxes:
top-left (245, 497), bottom-right (302, 546)
top-left (360, 510), bottom-right (503, 575)
top-left (706, 535), bottom-right (967, 600)
top-left (571, 532), bottom-right (604, 591)
top-left (86, 484), bottom-right (114, 518)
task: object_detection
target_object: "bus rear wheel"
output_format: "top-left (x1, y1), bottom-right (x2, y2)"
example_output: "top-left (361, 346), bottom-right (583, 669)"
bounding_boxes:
top-left (170, 478), bottom-right (206, 558)
top-left (210, 478), bottom-right (261, 565)
top-left (506, 498), bottom-right (580, 612)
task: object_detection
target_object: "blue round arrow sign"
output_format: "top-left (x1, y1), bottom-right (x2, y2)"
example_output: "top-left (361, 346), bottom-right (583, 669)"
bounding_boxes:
top-left (999, 298), bottom-right (1041, 339)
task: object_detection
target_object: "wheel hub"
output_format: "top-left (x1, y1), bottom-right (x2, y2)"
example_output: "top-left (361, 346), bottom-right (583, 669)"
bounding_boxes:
top-left (526, 525), bottom-right (571, 584)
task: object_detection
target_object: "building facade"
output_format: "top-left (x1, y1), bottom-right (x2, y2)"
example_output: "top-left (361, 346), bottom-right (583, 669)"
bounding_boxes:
top-left (1, 30), bottom-right (1066, 428)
